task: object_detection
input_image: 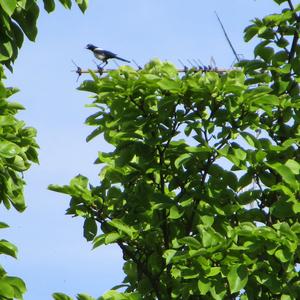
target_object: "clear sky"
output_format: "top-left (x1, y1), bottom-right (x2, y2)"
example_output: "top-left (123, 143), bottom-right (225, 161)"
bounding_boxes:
top-left (2, 0), bottom-right (279, 299)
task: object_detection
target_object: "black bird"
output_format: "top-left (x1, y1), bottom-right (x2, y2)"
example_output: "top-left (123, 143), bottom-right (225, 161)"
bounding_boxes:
top-left (86, 44), bottom-right (130, 67)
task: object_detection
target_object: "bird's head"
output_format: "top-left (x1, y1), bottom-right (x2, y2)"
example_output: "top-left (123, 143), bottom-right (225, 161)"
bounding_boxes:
top-left (86, 44), bottom-right (97, 51)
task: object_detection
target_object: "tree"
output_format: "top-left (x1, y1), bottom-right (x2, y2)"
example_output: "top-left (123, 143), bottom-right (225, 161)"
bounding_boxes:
top-left (50, 0), bottom-right (300, 299)
top-left (0, 0), bottom-right (87, 299)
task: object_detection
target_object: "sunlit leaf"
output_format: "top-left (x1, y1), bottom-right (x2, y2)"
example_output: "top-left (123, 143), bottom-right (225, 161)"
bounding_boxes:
top-left (227, 264), bottom-right (248, 293)
top-left (76, 0), bottom-right (88, 13)
top-left (267, 162), bottom-right (299, 190)
top-left (109, 219), bottom-right (137, 238)
top-left (0, 0), bottom-right (17, 16)
top-left (0, 240), bottom-right (18, 258)
top-left (53, 293), bottom-right (74, 300)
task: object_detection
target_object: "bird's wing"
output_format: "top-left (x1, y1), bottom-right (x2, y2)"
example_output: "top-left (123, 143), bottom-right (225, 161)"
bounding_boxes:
top-left (94, 48), bottom-right (117, 59)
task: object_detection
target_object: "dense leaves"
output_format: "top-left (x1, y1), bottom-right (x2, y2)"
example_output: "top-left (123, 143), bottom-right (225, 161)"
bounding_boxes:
top-left (0, 68), bottom-right (38, 212)
top-left (50, 0), bottom-right (300, 299)
top-left (0, 0), bottom-right (88, 299)
top-left (0, 65), bottom-right (38, 299)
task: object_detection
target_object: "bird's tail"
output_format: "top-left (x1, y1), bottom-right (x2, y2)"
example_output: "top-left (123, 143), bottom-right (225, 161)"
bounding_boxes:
top-left (116, 56), bottom-right (130, 63)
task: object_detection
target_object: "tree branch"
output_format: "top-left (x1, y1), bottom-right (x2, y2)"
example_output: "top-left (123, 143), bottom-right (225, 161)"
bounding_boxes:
top-left (287, 0), bottom-right (300, 63)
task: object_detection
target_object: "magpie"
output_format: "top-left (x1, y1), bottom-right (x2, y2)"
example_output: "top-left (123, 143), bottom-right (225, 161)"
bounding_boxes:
top-left (86, 44), bottom-right (130, 67)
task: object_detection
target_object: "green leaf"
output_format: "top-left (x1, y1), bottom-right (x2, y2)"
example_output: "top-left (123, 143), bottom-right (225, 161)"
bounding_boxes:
top-left (285, 159), bottom-right (300, 175)
top-left (174, 153), bottom-right (192, 169)
top-left (92, 234), bottom-right (105, 249)
top-left (267, 162), bottom-right (299, 190)
top-left (0, 279), bottom-right (14, 298)
top-left (276, 37), bottom-right (289, 48)
top-left (275, 248), bottom-right (290, 263)
top-left (11, 155), bottom-right (28, 171)
top-left (11, 21), bottom-right (24, 49)
top-left (292, 56), bottom-right (300, 74)
top-left (237, 59), bottom-right (267, 73)
top-left (43, 0), bottom-right (55, 13)
top-left (0, 240), bottom-right (18, 258)
top-left (227, 264), bottom-right (248, 293)
top-left (210, 280), bottom-right (227, 300)
top-left (76, 0), bottom-right (88, 13)
top-left (198, 278), bottom-right (211, 295)
top-left (142, 74), bottom-right (160, 81)
top-left (244, 24), bottom-right (258, 42)
top-left (147, 253), bottom-right (163, 275)
top-left (105, 232), bottom-right (121, 244)
top-left (185, 146), bottom-right (211, 153)
top-left (238, 190), bottom-right (261, 205)
top-left (264, 11), bottom-right (293, 24)
top-left (48, 184), bottom-right (72, 195)
top-left (198, 225), bottom-right (224, 248)
top-left (239, 208), bottom-right (266, 223)
top-left (273, 0), bottom-right (288, 4)
top-left (0, 266), bottom-right (7, 278)
top-left (5, 276), bottom-right (26, 297)
top-left (206, 267), bottom-right (221, 277)
top-left (53, 293), bottom-right (73, 300)
top-left (157, 78), bottom-right (181, 92)
top-left (109, 219), bottom-right (137, 238)
top-left (272, 51), bottom-right (288, 67)
top-left (83, 218), bottom-right (97, 241)
top-left (77, 294), bottom-right (95, 300)
top-left (235, 222), bottom-right (257, 237)
top-left (250, 94), bottom-right (279, 106)
top-left (259, 170), bottom-right (276, 187)
top-left (240, 132), bottom-right (260, 148)
top-left (278, 222), bottom-right (297, 241)
top-left (178, 237), bottom-right (202, 249)
top-left (255, 44), bottom-right (274, 62)
top-left (168, 205), bottom-right (183, 219)
top-left (163, 249), bottom-right (177, 265)
top-left (12, 2), bottom-right (40, 41)
top-left (200, 215), bottom-right (214, 226)
top-left (270, 199), bottom-right (294, 218)
top-left (99, 290), bottom-right (128, 300)
top-left (224, 171), bottom-right (238, 191)
top-left (10, 193), bottom-right (26, 212)
top-left (0, 42), bottom-right (13, 61)
top-left (238, 172), bottom-right (253, 190)
top-left (0, 0), bottom-right (17, 16)
top-left (0, 222), bottom-right (9, 229)
top-left (58, 0), bottom-right (72, 9)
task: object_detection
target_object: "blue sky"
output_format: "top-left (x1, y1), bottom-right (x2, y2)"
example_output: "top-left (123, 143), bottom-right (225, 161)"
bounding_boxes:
top-left (2, 0), bottom-right (279, 299)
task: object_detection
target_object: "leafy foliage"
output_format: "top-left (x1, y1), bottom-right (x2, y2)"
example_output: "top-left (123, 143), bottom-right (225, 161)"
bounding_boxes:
top-left (0, 65), bottom-right (38, 299)
top-left (50, 0), bottom-right (300, 299)
top-left (0, 0), bottom-right (88, 299)
top-left (0, 67), bottom-right (39, 212)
